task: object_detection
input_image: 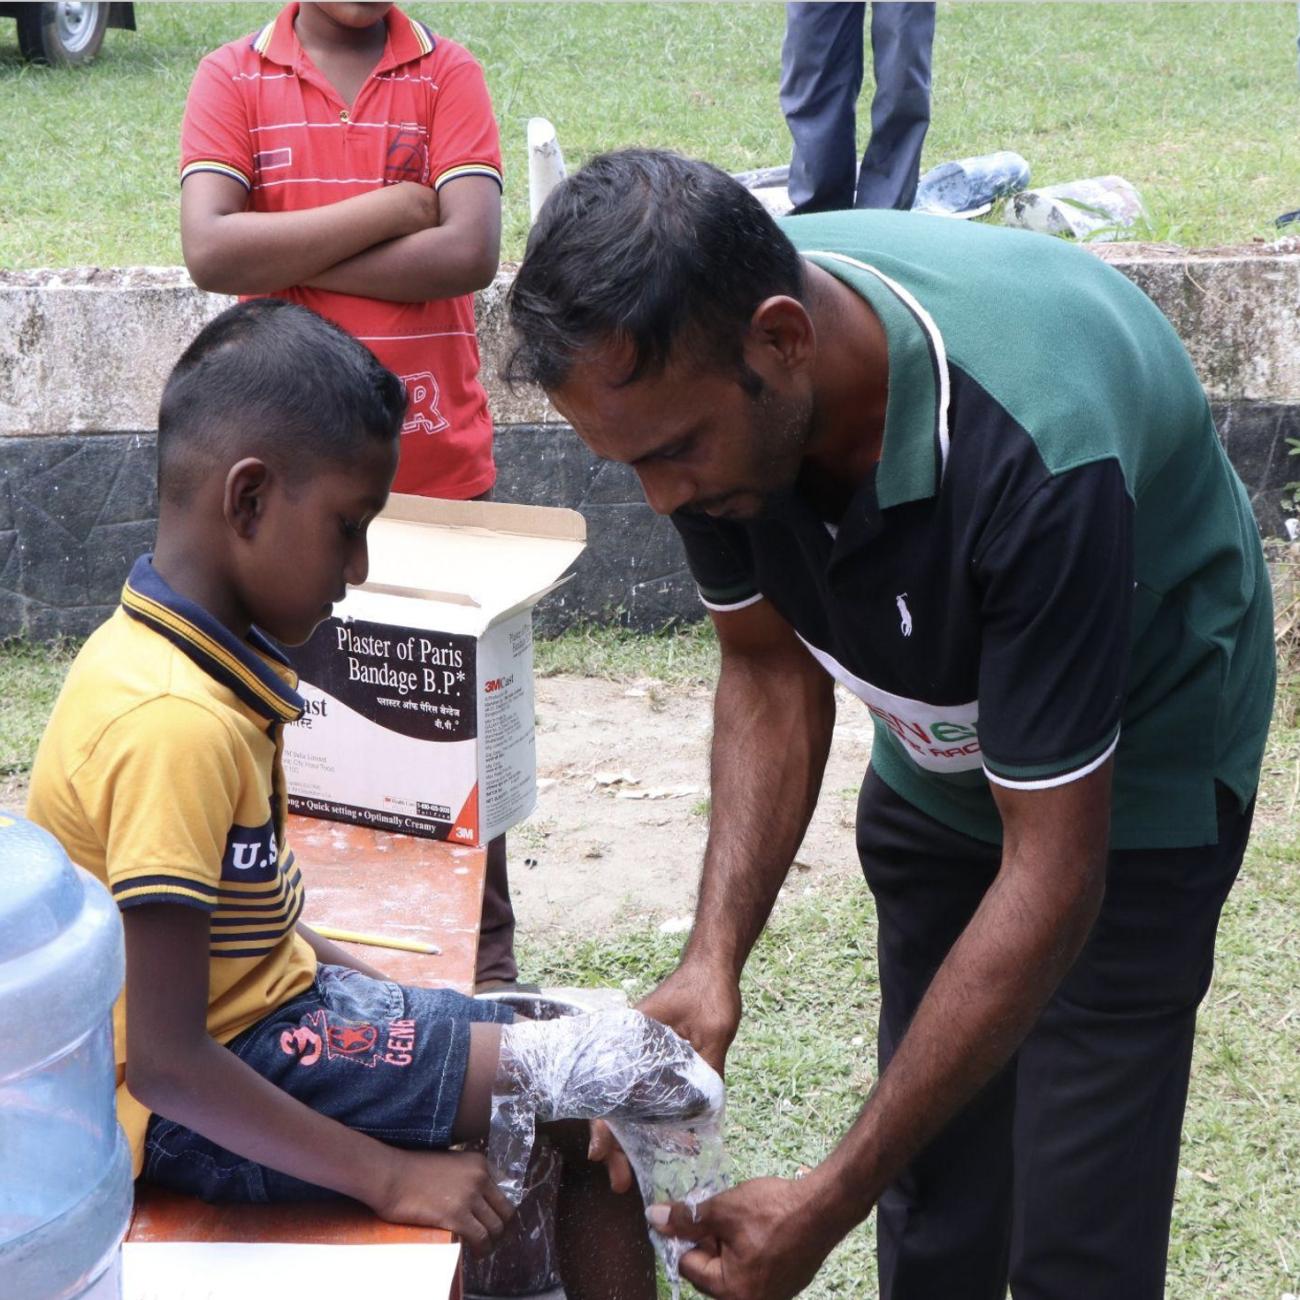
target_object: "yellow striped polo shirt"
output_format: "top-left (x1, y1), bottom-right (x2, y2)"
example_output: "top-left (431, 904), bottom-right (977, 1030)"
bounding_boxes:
top-left (27, 555), bottom-right (317, 1171)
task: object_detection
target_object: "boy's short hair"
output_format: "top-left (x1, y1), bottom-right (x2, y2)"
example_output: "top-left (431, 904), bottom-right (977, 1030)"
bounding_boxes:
top-left (504, 148), bottom-right (805, 391)
top-left (158, 299), bottom-right (407, 504)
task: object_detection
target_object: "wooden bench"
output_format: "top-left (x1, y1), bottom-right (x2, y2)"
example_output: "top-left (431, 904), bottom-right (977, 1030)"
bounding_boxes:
top-left (126, 815), bottom-right (488, 1299)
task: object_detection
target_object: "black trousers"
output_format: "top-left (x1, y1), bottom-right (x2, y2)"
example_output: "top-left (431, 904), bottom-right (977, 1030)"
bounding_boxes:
top-left (855, 770), bottom-right (1252, 1300)
top-left (477, 832), bottom-right (516, 985)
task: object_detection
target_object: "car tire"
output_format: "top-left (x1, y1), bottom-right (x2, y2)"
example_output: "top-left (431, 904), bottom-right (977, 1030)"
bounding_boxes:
top-left (16, 2), bottom-right (109, 66)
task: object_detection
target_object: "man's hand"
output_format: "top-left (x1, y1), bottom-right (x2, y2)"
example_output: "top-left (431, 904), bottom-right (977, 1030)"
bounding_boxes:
top-left (370, 1148), bottom-right (514, 1256)
top-left (638, 957), bottom-right (743, 1077)
top-left (647, 1177), bottom-right (840, 1300)
top-left (587, 957), bottom-right (742, 1194)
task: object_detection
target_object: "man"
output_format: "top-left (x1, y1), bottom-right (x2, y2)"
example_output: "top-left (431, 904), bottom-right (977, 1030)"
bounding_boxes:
top-left (781, 2), bottom-right (935, 212)
top-left (506, 150), bottom-right (1275, 1299)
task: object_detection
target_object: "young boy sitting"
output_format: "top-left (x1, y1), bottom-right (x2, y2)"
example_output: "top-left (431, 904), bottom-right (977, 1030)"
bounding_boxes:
top-left (25, 301), bottom-right (686, 1297)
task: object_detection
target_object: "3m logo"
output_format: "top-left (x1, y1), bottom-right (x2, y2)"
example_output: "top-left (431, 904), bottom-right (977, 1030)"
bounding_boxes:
top-left (484, 675), bottom-right (514, 693)
top-left (453, 826), bottom-right (475, 841)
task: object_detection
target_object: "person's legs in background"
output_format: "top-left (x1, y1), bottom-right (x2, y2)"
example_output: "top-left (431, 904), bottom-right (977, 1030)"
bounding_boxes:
top-left (856, 1), bottom-right (935, 209)
top-left (780, 2), bottom-right (867, 214)
top-left (475, 832), bottom-right (518, 988)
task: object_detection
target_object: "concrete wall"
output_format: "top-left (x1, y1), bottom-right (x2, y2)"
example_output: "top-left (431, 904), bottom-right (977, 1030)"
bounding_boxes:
top-left (2, 243), bottom-right (1299, 639)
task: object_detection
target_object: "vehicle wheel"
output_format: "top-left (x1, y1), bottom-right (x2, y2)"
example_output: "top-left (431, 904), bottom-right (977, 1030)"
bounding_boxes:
top-left (16, 2), bottom-right (109, 66)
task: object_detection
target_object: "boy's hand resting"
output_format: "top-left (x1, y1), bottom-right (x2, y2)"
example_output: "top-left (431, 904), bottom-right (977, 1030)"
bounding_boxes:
top-left (371, 1148), bottom-right (514, 1256)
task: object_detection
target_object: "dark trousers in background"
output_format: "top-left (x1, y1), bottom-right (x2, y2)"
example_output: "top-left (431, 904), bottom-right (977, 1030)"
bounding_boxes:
top-left (780, 2), bottom-right (935, 213)
top-left (856, 769), bottom-right (1252, 1300)
top-left (477, 832), bottom-right (516, 986)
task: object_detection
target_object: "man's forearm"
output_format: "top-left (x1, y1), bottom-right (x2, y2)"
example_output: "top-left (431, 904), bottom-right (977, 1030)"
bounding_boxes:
top-left (684, 652), bottom-right (835, 980)
top-left (802, 846), bottom-right (1105, 1241)
top-left (304, 225), bottom-right (498, 302)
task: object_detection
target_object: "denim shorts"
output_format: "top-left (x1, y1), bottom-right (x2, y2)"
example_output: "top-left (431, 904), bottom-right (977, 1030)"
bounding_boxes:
top-left (142, 964), bottom-right (513, 1203)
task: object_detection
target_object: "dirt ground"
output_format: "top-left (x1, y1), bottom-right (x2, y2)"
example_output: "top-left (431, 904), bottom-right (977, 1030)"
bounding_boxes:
top-left (1, 675), bottom-right (875, 937)
top-left (510, 676), bottom-right (875, 937)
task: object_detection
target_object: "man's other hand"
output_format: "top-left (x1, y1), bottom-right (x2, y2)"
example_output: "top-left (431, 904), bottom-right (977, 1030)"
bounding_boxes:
top-left (587, 956), bottom-right (742, 1193)
top-left (646, 1176), bottom-right (839, 1300)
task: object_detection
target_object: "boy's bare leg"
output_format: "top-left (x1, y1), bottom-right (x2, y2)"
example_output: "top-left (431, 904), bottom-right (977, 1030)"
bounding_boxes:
top-left (454, 1030), bottom-right (656, 1298)
top-left (549, 1119), bottom-right (658, 1300)
top-left (451, 1022), bottom-right (505, 1143)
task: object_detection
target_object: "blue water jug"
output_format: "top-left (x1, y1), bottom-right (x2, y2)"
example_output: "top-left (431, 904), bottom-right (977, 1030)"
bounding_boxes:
top-left (913, 151), bottom-right (1031, 218)
top-left (0, 814), bottom-right (130, 1299)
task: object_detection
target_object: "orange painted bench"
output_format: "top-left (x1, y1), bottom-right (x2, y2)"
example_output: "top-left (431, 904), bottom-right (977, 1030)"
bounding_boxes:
top-left (126, 815), bottom-right (488, 1299)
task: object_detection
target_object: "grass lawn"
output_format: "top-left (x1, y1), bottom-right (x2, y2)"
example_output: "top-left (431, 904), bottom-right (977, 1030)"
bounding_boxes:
top-left (2, 3), bottom-right (1299, 270)
top-left (3, 625), bottom-right (1297, 1296)
top-left (0, 638), bottom-right (80, 778)
top-left (532, 666), bottom-right (1300, 1299)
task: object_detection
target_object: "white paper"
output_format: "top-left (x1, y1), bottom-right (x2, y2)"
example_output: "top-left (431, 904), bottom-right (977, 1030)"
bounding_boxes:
top-left (122, 1241), bottom-right (461, 1299)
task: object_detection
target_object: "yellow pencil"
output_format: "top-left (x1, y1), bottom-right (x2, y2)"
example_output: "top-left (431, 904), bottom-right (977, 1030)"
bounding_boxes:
top-left (312, 924), bottom-right (442, 956)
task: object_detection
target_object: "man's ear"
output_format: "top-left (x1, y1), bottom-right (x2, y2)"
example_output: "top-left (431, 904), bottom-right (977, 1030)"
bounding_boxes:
top-left (223, 458), bottom-right (272, 539)
top-left (747, 295), bottom-right (816, 377)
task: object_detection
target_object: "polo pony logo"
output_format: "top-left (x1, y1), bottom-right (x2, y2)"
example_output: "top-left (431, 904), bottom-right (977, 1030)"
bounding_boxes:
top-left (896, 594), bottom-right (913, 638)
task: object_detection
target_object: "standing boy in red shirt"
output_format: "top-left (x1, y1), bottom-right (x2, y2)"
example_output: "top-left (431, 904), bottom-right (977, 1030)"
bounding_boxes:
top-left (180, 2), bottom-right (519, 986)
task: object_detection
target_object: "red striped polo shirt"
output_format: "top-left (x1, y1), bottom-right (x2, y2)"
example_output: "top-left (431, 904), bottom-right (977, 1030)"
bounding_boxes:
top-left (180, 3), bottom-right (502, 499)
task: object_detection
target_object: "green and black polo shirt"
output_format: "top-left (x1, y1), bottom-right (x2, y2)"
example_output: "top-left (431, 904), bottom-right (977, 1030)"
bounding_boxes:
top-left (672, 210), bottom-right (1275, 849)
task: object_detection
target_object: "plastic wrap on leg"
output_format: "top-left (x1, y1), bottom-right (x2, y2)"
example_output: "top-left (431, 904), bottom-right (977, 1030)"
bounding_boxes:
top-left (486, 1009), bottom-right (729, 1285)
top-left (609, 1102), bottom-right (730, 1286)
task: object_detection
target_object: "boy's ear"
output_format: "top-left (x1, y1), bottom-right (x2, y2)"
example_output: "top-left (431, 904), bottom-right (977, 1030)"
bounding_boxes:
top-left (224, 458), bottom-right (272, 539)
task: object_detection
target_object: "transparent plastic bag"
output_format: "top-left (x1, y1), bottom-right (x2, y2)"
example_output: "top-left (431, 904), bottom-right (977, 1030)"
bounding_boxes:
top-left (487, 1008), bottom-right (728, 1286)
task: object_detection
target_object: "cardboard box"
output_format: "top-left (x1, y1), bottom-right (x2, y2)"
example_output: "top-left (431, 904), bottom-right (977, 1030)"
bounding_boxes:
top-left (282, 495), bottom-right (585, 845)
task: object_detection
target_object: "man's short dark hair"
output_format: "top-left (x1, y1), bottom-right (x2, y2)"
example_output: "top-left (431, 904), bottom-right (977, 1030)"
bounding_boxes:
top-left (505, 148), bottom-right (805, 391)
top-left (157, 299), bottom-right (407, 504)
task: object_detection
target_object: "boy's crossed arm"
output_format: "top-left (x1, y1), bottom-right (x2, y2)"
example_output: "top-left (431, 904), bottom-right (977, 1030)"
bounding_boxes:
top-left (181, 172), bottom-right (500, 302)
top-left (123, 902), bottom-right (514, 1255)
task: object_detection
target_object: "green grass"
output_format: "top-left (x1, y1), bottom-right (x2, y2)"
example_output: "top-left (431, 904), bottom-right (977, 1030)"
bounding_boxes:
top-left (525, 689), bottom-right (1300, 1298)
top-left (2, 628), bottom-right (1296, 1294)
top-left (534, 618), bottom-right (717, 686)
top-left (2, 3), bottom-right (1299, 270)
top-left (0, 638), bottom-right (78, 778)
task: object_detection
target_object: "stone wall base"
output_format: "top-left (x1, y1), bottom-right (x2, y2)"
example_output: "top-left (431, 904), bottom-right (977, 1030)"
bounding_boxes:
top-left (3, 402), bottom-right (1296, 641)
